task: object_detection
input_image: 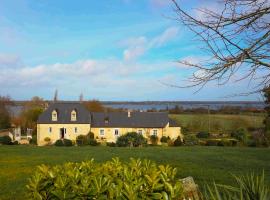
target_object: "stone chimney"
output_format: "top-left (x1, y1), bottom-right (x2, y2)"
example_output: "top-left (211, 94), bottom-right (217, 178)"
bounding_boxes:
top-left (128, 110), bottom-right (132, 118)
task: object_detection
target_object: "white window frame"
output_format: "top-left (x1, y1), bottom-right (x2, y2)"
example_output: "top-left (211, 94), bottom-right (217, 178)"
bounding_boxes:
top-left (138, 129), bottom-right (143, 135)
top-left (49, 127), bottom-right (52, 133)
top-left (114, 129), bottom-right (119, 136)
top-left (74, 127), bottom-right (77, 134)
top-left (152, 129), bottom-right (158, 136)
top-left (99, 129), bottom-right (105, 136)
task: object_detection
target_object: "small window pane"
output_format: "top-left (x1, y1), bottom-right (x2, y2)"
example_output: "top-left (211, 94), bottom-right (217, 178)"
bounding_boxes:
top-left (138, 130), bottom-right (142, 135)
top-left (74, 127), bottom-right (77, 133)
top-left (100, 129), bottom-right (105, 136)
top-left (114, 129), bottom-right (119, 136)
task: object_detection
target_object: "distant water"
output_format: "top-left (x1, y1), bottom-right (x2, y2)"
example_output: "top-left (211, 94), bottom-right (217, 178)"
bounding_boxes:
top-left (103, 101), bottom-right (265, 111)
top-left (8, 101), bottom-right (265, 116)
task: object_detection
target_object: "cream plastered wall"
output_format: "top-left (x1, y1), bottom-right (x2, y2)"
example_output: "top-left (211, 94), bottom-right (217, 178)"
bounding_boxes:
top-left (90, 125), bottom-right (182, 143)
top-left (37, 124), bottom-right (90, 146)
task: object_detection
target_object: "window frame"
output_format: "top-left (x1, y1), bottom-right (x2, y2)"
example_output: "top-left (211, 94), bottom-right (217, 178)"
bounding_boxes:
top-left (99, 129), bottom-right (105, 136)
top-left (138, 129), bottom-right (143, 135)
top-left (153, 129), bottom-right (158, 136)
top-left (74, 127), bottom-right (77, 134)
top-left (49, 127), bottom-right (52, 133)
top-left (114, 129), bottom-right (119, 136)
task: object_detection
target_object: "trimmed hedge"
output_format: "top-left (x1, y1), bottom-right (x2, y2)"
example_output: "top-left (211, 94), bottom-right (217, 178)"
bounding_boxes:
top-left (26, 158), bottom-right (184, 199)
top-left (55, 139), bottom-right (73, 147)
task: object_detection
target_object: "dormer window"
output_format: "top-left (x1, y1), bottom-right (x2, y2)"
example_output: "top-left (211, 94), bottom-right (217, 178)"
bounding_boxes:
top-left (71, 109), bottom-right (77, 121)
top-left (52, 110), bottom-right (58, 121)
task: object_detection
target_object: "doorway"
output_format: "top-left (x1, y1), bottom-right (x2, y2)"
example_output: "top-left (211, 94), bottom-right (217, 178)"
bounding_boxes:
top-left (60, 128), bottom-right (65, 139)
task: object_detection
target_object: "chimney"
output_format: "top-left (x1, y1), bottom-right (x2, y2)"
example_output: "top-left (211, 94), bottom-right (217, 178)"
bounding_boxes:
top-left (128, 110), bottom-right (131, 118)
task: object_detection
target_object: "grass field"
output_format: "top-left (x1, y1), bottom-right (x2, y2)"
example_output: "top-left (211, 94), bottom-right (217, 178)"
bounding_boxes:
top-left (170, 114), bottom-right (265, 133)
top-left (0, 146), bottom-right (269, 200)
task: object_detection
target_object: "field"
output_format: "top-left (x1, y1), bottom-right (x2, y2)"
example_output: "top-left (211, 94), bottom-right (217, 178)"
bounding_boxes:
top-left (0, 146), bottom-right (270, 200)
top-left (170, 114), bottom-right (265, 133)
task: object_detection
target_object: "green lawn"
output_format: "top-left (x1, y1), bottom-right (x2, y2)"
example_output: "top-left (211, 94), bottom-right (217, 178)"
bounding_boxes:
top-left (0, 146), bottom-right (270, 199)
top-left (170, 114), bottom-right (265, 133)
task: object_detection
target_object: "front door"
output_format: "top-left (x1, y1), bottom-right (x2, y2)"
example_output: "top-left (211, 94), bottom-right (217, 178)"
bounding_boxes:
top-left (60, 128), bottom-right (65, 139)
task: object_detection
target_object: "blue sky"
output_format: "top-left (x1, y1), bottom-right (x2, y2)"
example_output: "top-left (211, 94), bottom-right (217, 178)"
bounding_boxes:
top-left (0, 0), bottom-right (262, 101)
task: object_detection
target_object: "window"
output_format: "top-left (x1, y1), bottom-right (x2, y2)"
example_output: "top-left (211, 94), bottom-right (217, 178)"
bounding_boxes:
top-left (100, 129), bottom-right (105, 136)
top-left (52, 110), bottom-right (57, 121)
top-left (74, 127), bottom-right (77, 133)
top-left (138, 130), bottom-right (143, 135)
top-left (71, 110), bottom-right (77, 121)
top-left (114, 129), bottom-right (119, 136)
top-left (49, 127), bottom-right (52, 133)
top-left (153, 129), bottom-right (158, 136)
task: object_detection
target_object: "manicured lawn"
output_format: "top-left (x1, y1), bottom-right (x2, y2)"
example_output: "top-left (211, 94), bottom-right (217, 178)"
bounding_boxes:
top-left (170, 114), bottom-right (265, 133)
top-left (0, 146), bottom-right (269, 199)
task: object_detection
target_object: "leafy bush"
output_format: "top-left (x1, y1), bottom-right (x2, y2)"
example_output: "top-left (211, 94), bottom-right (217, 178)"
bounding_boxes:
top-left (205, 172), bottom-right (269, 200)
top-left (76, 134), bottom-right (87, 146)
top-left (30, 135), bottom-right (37, 145)
top-left (196, 131), bottom-right (209, 138)
top-left (0, 135), bottom-right (12, 145)
top-left (106, 142), bottom-right (116, 147)
top-left (88, 138), bottom-right (99, 146)
top-left (44, 137), bottom-right (51, 142)
top-left (160, 136), bottom-right (170, 143)
top-left (116, 132), bottom-right (147, 147)
top-left (231, 128), bottom-right (248, 144)
top-left (174, 136), bottom-right (183, 146)
top-left (26, 158), bottom-right (184, 199)
top-left (55, 139), bottom-right (73, 147)
top-left (150, 135), bottom-right (158, 145)
top-left (87, 131), bottom-right (94, 139)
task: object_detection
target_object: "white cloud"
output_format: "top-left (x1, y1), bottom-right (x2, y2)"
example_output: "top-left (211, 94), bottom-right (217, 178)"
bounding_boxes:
top-left (122, 26), bottom-right (179, 61)
top-left (0, 53), bottom-right (23, 68)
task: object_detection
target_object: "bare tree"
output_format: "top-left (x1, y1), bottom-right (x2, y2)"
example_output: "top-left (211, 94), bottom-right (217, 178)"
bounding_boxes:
top-left (171, 0), bottom-right (270, 94)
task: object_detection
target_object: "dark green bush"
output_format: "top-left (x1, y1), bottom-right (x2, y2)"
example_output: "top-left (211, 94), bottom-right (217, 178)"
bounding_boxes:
top-left (87, 131), bottom-right (94, 139)
top-left (54, 139), bottom-right (73, 146)
top-left (106, 142), bottom-right (116, 147)
top-left (26, 158), bottom-right (184, 199)
top-left (30, 135), bottom-right (37, 145)
top-left (63, 139), bottom-right (73, 146)
top-left (76, 134), bottom-right (87, 146)
top-left (160, 136), bottom-right (170, 143)
top-left (196, 131), bottom-right (209, 138)
top-left (231, 128), bottom-right (248, 144)
top-left (0, 136), bottom-right (12, 145)
top-left (54, 139), bottom-right (64, 146)
top-left (88, 138), bottom-right (99, 146)
top-left (116, 132), bottom-right (147, 147)
top-left (174, 136), bottom-right (183, 146)
top-left (150, 135), bottom-right (158, 145)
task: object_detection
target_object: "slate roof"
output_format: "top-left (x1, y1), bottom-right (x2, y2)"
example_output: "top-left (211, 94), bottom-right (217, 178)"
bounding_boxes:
top-left (37, 102), bottom-right (91, 124)
top-left (91, 112), bottom-right (169, 128)
top-left (37, 102), bottom-right (178, 128)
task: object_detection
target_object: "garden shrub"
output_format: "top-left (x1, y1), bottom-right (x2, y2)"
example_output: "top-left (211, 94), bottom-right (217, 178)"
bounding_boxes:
top-left (205, 172), bottom-right (269, 199)
top-left (116, 132), bottom-right (147, 147)
top-left (231, 128), bottom-right (248, 144)
top-left (88, 138), bottom-right (99, 146)
top-left (0, 135), bottom-right (12, 145)
top-left (30, 135), bottom-right (37, 145)
top-left (26, 158), bottom-right (184, 199)
top-left (160, 136), bottom-right (170, 143)
top-left (55, 139), bottom-right (73, 147)
top-left (87, 131), bottom-right (94, 139)
top-left (196, 131), bottom-right (209, 138)
top-left (150, 135), bottom-right (158, 145)
top-left (106, 142), bottom-right (116, 147)
top-left (174, 136), bottom-right (183, 146)
top-left (76, 134), bottom-right (87, 146)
